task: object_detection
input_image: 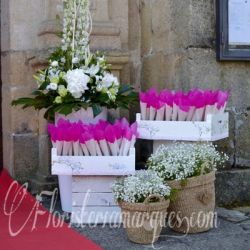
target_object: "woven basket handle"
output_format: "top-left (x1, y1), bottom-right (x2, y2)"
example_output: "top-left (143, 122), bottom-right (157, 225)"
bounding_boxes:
top-left (144, 194), bottom-right (165, 204)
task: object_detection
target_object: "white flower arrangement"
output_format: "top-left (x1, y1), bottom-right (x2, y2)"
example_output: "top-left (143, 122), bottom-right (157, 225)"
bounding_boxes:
top-left (12, 0), bottom-right (137, 121)
top-left (112, 170), bottom-right (171, 203)
top-left (147, 142), bottom-right (228, 181)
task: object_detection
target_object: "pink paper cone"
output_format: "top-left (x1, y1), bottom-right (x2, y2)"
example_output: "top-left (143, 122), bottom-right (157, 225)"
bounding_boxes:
top-left (73, 141), bottom-right (80, 156)
top-left (62, 141), bottom-right (72, 156)
top-left (178, 108), bottom-right (188, 121)
top-left (192, 107), bottom-right (205, 121)
top-left (146, 107), bottom-right (150, 120)
top-left (99, 139), bottom-right (110, 156)
top-left (95, 141), bottom-right (103, 156)
top-left (165, 104), bottom-right (173, 121)
top-left (140, 101), bottom-right (147, 120)
top-left (156, 106), bottom-right (165, 121)
top-left (186, 106), bottom-right (195, 121)
top-left (109, 141), bottom-right (119, 156)
top-left (56, 141), bottom-right (63, 156)
top-left (119, 138), bottom-right (126, 156)
top-left (122, 139), bottom-right (131, 156)
top-left (149, 106), bottom-right (156, 120)
top-left (204, 104), bottom-right (216, 120)
top-left (80, 143), bottom-right (89, 156)
top-left (172, 103), bottom-right (178, 121)
top-left (85, 139), bottom-right (97, 156)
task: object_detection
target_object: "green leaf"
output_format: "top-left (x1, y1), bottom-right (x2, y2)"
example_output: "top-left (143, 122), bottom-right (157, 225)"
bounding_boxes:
top-left (92, 104), bottom-right (102, 117)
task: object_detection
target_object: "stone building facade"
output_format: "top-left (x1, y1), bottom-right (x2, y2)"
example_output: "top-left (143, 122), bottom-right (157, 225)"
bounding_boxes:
top-left (1, 0), bottom-right (250, 204)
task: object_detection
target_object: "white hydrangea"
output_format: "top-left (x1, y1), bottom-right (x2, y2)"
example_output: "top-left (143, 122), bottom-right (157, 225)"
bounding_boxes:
top-left (101, 72), bottom-right (119, 88)
top-left (47, 83), bottom-right (58, 91)
top-left (147, 142), bottom-right (228, 181)
top-left (51, 61), bottom-right (59, 67)
top-left (112, 170), bottom-right (171, 203)
top-left (64, 69), bottom-right (90, 98)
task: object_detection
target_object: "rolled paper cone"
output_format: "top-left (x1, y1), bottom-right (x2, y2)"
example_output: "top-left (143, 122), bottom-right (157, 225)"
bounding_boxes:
top-left (85, 139), bottom-right (97, 156)
top-left (109, 141), bottom-right (119, 156)
top-left (119, 138), bottom-right (126, 156)
top-left (146, 107), bottom-right (150, 120)
top-left (178, 108), bottom-right (188, 121)
top-left (171, 103), bottom-right (178, 121)
top-left (56, 141), bottom-right (63, 156)
top-left (140, 102), bottom-right (147, 120)
top-left (95, 141), bottom-right (102, 156)
top-left (78, 147), bottom-right (83, 156)
top-left (219, 101), bottom-right (227, 114)
top-left (129, 135), bottom-right (136, 150)
top-left (99, 139), bottom-right (110, 156)
top-left (62, 141), bottom-right (72, 156)
top-left (149, 106), bottom-right (156, 120)
top-left (52, 141), bottom-right (56, 148)
top-left (80, 143), bottom-right (89, 156)
top-left (192, 107), bottom-right (205, 121)
top-left (165, 104), bottom-right (173, 121)
top-left (204, 104), bottom-right (216, 120)
top-left (73, 141), bottom-right (80, 156)
top-left (122, 139), bottom-right (131, 156)
top-left (68, 144), bottom-right (73, 156)
top-left (155, 106), bottom-right (165, 121)
top-left (186, 106), bottom-right (195, 121)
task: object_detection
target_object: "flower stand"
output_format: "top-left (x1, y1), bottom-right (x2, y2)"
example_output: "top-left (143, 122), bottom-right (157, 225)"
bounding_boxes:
top-left (136, 112), bottom-right (229, 152)
top-left (51, 148), bottom-right (136, 224)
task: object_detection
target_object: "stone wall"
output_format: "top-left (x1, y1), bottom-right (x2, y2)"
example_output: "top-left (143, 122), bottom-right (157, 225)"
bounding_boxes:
top-left (1, 0), bottom-right (250, 203)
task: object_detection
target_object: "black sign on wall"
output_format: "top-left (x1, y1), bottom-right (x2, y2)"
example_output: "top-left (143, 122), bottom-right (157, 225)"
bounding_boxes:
top-left (216, 0), bottom-right (250, 61)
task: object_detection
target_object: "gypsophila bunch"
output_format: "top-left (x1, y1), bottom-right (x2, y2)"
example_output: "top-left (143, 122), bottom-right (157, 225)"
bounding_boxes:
top-left (147, 142), bottom-right (228, 181)
top-left (12, 0), bottom-right (137, 122)
top-left (112, 170), bottom-right (171, 203)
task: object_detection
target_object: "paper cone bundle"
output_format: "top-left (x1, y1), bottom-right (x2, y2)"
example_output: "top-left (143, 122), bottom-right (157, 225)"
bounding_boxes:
top-left (149, 106), bottom-right (156, 120)
top-left (109, 142), bottom-right (119, 156)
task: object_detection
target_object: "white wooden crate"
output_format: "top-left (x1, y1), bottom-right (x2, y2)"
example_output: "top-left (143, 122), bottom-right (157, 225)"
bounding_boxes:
top-left (51, 150), bottom-right (135, 223)
top-left (71, 176), bottom-right (121, 224)
top-left (51, 148), bottom-right (135, 176)
top-left (136, 112), bottom-right (229, 141)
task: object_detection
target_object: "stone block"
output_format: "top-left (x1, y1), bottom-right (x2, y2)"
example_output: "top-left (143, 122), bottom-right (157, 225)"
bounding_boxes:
top-left (13, 133), bottom-right (39, 183)
top-left (141, 52), bottom-right (186, 90)
top-left (1, 51), bottom-right (36, 86)
top-left (216, 169), bottom-right (250, 206)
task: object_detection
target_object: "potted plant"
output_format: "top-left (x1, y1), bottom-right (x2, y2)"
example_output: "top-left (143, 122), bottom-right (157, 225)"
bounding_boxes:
top-left (112, 170), bottom-right (171, 244)
top-left (147, 142), bottom-right (228, 234)
top-left (12, 0), bottom-right (137, 123)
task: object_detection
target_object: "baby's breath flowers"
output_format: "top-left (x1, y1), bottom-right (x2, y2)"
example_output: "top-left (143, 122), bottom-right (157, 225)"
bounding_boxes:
top-left (112, 170), bottom-right (171, 203)
top-left (147, 142), bottom-right (228, 181)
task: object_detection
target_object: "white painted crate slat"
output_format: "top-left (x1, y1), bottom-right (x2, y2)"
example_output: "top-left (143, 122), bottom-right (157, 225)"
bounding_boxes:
top-left (51, 148), bottom-right (135, 176)
top-left (136, 112), bottom-right (229, 141)
top-left (72, 176), bottom-right (119, 192)
top-left (73, 192), bottom-right (116, 206)
top-left (71, 206), bottom-right (121, 224)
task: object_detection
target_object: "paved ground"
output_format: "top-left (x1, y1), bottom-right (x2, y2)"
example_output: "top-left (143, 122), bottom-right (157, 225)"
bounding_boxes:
top-left (42, 199), bottom-right (250, 250)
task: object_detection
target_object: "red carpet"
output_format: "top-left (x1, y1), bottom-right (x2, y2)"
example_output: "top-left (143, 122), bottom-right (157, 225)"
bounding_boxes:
top-left (0, 169), bottom-right (102, 250)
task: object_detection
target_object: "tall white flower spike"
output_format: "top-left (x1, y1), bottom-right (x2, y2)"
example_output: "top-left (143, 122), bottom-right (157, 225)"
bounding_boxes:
top-left (62, 0), bottom-right (92, 61)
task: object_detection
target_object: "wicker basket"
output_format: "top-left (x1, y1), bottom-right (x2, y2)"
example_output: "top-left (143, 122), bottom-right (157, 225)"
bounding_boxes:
top-left (119, 195), bottom-right (170, 244)
top-left (167, 171), bottom-right (216, 234)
